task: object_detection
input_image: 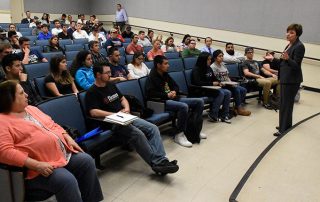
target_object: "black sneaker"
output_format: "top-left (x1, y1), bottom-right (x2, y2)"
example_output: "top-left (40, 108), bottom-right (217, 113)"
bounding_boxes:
top-left (152, 159), bottom-right (179, 175)
top-left (263, 103), bottom-right (274, 110)
top-left (221, 117), bottom-right (231, 124)
top-left (208, 114), bottom-right (220, 122)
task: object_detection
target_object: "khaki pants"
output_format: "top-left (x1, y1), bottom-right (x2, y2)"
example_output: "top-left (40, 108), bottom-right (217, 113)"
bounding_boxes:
top-left (256, 77), bottom-right (279, 104)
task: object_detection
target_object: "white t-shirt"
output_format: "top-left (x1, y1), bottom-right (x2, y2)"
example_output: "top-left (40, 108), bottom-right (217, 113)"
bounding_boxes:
top-left (88, 33), bottom-right (107, 45)
top-left (51, 28), bottom-right (63, 36)
top-left (137, 38), bottom-right (152, 47)
top-left (127, 63), bottom-right (150, 79)
top-left (73, 30), bottom-right (89, 39)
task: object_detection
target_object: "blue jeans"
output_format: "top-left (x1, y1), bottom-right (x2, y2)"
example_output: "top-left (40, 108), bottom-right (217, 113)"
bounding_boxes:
top-left (225, 86), bottom-right (247, 107)
top-left (26, 153), bottom-right (103, 202)
top-left (113, 118), bottom-right (167, 166)
top-left (208, 88), bottom-right (231, 119)
top-left (165, 97), bottom-right (204, 133)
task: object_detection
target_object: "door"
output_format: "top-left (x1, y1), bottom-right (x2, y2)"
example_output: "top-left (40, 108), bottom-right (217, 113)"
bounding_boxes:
top-left (10, 0), bottom-right (24, 23)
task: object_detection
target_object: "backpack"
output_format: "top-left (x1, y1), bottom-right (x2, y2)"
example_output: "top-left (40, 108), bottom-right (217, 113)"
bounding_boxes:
top-left (124, 94), bottom-right (154, 118)
top-left (184, 110), bottom-right (203, 144)
top-left (268, 93), bottom-right (280, 110)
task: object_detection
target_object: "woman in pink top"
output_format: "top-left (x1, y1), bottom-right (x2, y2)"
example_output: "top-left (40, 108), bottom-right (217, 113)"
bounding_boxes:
top-left (0, 80), bottom-right (103, 202)
top-left (147, 40), bottom-right (164, 61)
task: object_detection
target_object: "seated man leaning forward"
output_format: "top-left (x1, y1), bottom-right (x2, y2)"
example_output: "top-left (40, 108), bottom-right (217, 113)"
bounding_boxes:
top-left (85, 62), bottom-right (179, 175)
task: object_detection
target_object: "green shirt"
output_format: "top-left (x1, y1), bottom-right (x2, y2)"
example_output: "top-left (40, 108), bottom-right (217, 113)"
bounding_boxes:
top-left (181, 48), bottom-right (201, 58)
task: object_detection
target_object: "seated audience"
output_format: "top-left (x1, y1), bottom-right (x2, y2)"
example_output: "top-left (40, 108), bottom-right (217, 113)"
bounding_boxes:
top-left (0, 43), bottom-right (13, 82)
top-left (125, 34), bottom-right (143, 54)
top-left (121, 25), bottom-right (134, 39)
top-left (127, 52), bottom-right (150, 79)
top-left (191, 52), bottom-right (231, 123)
top-left (1, 54), bottom-right (42, 105)
top-left (45, 55), bottom-right (78, 96)
top-left (242, 47), bottom-right (279, 109)
top-left (261, 50), bottom-right (279, 75)
top-left (137, 31), bottom-right (152, 47)
top-left (179, 34), bottom-right (191, 52)
top-left (59, 13), bottom-right (67, 24)
top-left (58, 24), bottom-right (73, 40)
top-left (40, 13), bottom-right (50, 25)
top-left (67, 21), bottom-right (77, 36)
top-left (108, 47), bottom-right (133, 81)
top-left (51, 19), bottom-right (63, 36)
top-left (181, 39), bottom-right (201, 58)
top-left (147, 40), bottom-right (164, 61)
top-left (85, 62), bottom-right (179, 174)
top-left (77, 14), bottom-right (87, 24)
top-left (161, 37), bottom-right (178, 52)
top-left (65, 15), bottom-right (72, 25)
top-left (155, 35), bottom-right (164, 45)
top-left (73, 23), bottom-right (89, 39)
top-left (9, 24), bottom-right (22, 38)
top-left (70, 50), bottom-right (94, 90)
top-left (89, 26), bottom-right (107, 46)
top-left (18, 37), bottom-right (48, 64)
top-left (0, 80), bottom-right (104, 202)
top-left (104, 28), bottom-right (122, 50)
top-left (37, 24), bottom-right (53, 40)
top-left (32, 21), bottom-right (42, 36)
top-left (86, 15), bottom-right (96, 31)
top-left (28, 16), bottom-right (39, 28)
top-left (210, 50), bottom-right (251, 116)
top-left (44, 36), bottom-right (65, 55)
top-left (146, 30), bottom-right (154, 43)
top-left (89, 41), bottom-right (108, 64)
top-left (223, 42), bottom-right (245, 64)
top-left (200, 37), bottom-right (215, 54)
top-left (21, 10), bottom-right (32, 24)
top-left (147, 55), bottom-right (206, 147)
top-left (7, 31), bottom-right (21, 54)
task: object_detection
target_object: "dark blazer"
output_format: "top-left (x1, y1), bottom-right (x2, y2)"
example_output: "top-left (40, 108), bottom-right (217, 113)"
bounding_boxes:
top-left (279, 39), bottom-right (305, 84)
top-left (21, 18), bottom-right (31, 24)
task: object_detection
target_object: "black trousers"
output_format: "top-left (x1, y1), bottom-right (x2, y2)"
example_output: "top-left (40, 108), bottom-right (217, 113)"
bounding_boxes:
top-left (279, 83), bottom-right (300, 133)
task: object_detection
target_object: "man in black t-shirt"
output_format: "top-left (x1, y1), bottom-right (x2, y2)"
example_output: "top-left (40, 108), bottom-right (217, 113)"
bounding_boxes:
top-left (85, 62), bottom-right (179, 175)
top-left (261, 50), bottom-right (280, 75)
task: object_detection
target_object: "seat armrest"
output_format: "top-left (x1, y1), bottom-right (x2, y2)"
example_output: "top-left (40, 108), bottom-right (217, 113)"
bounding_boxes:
top-left (147, 100), bottom-right (165, 114)
top-left (0, 163), bottom-right (24, 172)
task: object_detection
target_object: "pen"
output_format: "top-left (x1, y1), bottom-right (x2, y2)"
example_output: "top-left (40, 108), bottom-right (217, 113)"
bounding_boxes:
top-left (116, 115), bottom-right (124, 118)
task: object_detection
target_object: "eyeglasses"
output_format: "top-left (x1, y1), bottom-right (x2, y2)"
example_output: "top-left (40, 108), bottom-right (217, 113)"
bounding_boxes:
top-left (246, 52), bottom-right (253, 54)
top-left (102, 71), bottom-right (111, 75)
top-left (137, 57), bottom-right (144, 60)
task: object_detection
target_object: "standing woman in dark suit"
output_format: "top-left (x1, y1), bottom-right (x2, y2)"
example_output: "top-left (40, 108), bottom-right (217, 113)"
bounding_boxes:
top-left (274, 24), bottom-right (305, 136)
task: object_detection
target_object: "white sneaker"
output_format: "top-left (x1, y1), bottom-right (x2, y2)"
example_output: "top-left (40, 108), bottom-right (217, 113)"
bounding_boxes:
top-left (199, 132), bottom-right (207, 139)
top-left (174, 132), bottom-right (192, 147)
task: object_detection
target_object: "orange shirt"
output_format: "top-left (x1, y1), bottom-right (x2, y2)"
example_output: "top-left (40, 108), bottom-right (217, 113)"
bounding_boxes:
top-left (147, 49), bottom-right (164, 60)
top-left (0, 106), bottom-right (77, 179)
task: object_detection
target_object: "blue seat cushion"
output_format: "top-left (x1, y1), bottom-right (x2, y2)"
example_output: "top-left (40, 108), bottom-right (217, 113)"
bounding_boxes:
top-left (145, 112), bottom-right (171, 125)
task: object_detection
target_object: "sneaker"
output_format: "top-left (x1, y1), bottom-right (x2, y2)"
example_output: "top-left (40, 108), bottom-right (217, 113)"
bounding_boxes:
top-left (208, 113), bottom-right (220, 122)
top-left (263, 103), bottom-right (273, 110)
top-left (221, 117), bottom-right (231, 124)
top-left (174, 132), bottom-right (192, 147)
top-left (236, 107), bottom-right (251, 116)
top-left (152, 159), bottom-right (179, 175)
top-left (199, 132), bottom-right (207, 139)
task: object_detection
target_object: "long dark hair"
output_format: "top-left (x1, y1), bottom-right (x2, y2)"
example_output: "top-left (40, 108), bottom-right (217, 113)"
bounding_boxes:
top-left (50, 55), bottom-right (73, 84)
top-left (195, 52), bottom-right (212, 74)
top-left (49, 36), bottom-right (60, 48)
top-left (165, 37), bottom-right (175, 48)
top-left (182, 34), bottom-right (191, 43)
top-left (70, 50), bottom-right (91, 76)
top-left (131, 52), bottom-right (144, 66)
top-left (0, 80), bottom-right (19, 114)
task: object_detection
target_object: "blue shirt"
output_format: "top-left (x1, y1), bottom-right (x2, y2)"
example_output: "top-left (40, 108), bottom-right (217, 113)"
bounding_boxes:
top-left (38, 32), bottom-right (53, 40)
top-left (200, 46), bottom-right (215, 54)
top-left (75, 67), bottom-right (95, 90)
top-left (115, 9), bottom-right (128, 22)
top-left (105, 38), bottom-right (122, 49)
top-left (109, 63), bottom-right (129, 79)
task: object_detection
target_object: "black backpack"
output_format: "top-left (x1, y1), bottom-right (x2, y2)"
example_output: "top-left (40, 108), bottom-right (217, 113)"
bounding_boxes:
top-left (184, 110), bottom-right (203, 144)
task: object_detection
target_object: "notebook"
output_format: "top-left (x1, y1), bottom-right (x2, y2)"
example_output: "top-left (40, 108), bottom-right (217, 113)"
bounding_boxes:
top-left (103, 112), bottom-right (138, 125)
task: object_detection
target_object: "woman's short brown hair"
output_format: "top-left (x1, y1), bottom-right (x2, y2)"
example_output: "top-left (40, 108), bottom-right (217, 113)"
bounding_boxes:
top-left (287, 23), bottom-right (303, 37)
top-left (0, 80), bottom-right (19, 114)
